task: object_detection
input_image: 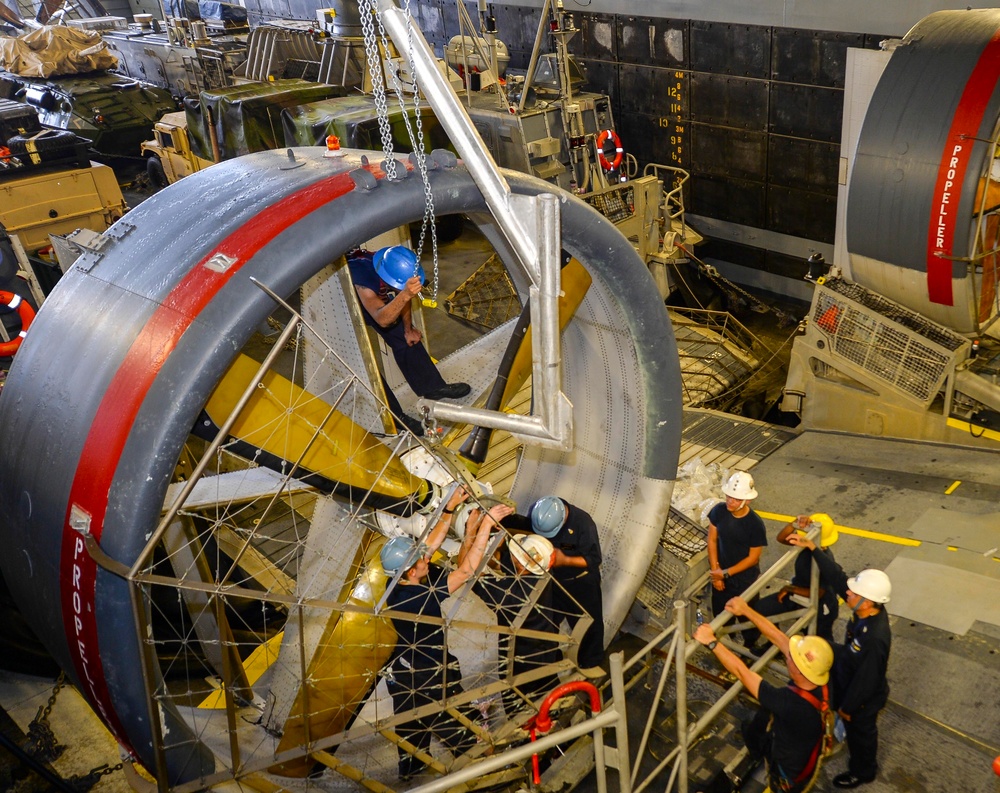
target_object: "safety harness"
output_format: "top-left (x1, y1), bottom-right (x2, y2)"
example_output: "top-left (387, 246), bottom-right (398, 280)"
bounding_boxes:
top-left (786, 683), bottom-right (833, 787)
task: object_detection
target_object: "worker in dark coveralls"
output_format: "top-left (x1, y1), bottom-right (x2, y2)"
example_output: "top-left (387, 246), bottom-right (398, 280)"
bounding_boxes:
top-left (707, 470), bottom-right (768, 644)
top-left (380, 489), bottom-right (514, 779)
top-left (788, 534), bottom-right (892, 790)
top-left (695, 596), bottom-right (834, 793)
top-left (528, 495), bottom-right (604, 677)
top-left (744, 513), bottom-right (841, 652)
top-left (347, 246), bottom-right (470, 434)
top-left (470, 525), bottom-right (562, 713)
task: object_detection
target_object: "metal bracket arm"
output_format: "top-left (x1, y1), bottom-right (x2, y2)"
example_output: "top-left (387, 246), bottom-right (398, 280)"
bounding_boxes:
top-left (418, 193), bottom-right (573, 450)
top-left (377, 0), bottom-right (540, 284)
top-left (377, 0), bottom-right (573, 449)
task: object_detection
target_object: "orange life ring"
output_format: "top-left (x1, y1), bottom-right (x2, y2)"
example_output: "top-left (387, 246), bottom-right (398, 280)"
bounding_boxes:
top-left (0, 290), bottom-right (35, 357)
top-left (596, 128), bottom-right (624, 172)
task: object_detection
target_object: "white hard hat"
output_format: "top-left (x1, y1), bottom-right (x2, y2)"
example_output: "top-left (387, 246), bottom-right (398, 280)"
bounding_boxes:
top-left (508, 534), bottom-right (554, 575)
top-left (722, 471), bottom-right (758, 500)
top-left (847, 569), bottom-right (891, 604)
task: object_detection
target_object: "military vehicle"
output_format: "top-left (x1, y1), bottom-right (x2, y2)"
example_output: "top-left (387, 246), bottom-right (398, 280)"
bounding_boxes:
top-left (104, 27), bottom-right (249, 100)
top-left (0, 70), bottom-right (177, 158)
top-left (140, 78), bottom-right (345, 184)
top-left (281, 93), bottom-right (452, 152)
top-left (0, 99), bottom-right (126, 258)
top-left (0, 98), bottom-right (127, 351)
top-left (102, 2), bottom-right (250, 99)
top-left (140, 109), bottom-right (213, 185)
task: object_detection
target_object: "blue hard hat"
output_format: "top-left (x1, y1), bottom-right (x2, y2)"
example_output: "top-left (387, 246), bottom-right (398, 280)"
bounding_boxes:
top-left (373, 246), bottom-right (425, 290)
top-left (380, 535), bottom-right (426, 574)
top-left (530, 496), bottom-right (567, 538)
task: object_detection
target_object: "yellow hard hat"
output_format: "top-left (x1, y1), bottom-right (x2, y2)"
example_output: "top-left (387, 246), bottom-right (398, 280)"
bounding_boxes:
top-left (810, 513), bottom-right (838, 547)
top-left (788, 634), bottom-right (833, 686)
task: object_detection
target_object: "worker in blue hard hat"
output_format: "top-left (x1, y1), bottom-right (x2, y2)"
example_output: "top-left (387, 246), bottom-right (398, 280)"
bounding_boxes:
top-left (347, 245), bottom-right (471, 435)
top-left (379, 487), bottom-right (514, 779)
top-left (528, 495), bottom-right (604, 677)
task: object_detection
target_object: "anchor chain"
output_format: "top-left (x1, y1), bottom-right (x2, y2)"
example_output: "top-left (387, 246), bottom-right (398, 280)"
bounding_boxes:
top-left (24, 673), bottom-right (66, 764)
top-left (68, 761), bottom-right (126, 792)
top-left (22, 671), bottom-right (126, 792)
top-left (689, 252), bottom-right (797, 327)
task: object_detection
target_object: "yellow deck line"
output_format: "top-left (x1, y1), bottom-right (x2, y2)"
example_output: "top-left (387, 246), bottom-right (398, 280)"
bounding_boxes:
top-left (756, 511), bottom-right (921, 547)
top-left (757, 510), bottom-right (999, 562)
top-left (946, 417), bottom-right (1000, 442)
top-left (944, 480), bottom-right (962, 495)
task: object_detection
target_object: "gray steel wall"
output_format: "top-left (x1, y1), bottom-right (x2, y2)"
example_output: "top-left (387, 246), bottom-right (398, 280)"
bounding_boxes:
top-left (242, 0), bottom-right (1000, 36)
top-left (491, 1), bottom-right (1000, 36)
top-left (237, 0), bottom-right (1000, 290)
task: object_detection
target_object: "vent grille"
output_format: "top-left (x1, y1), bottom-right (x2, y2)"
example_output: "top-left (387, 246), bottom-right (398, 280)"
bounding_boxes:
top-left (811, 281), bottom-right (968, 405)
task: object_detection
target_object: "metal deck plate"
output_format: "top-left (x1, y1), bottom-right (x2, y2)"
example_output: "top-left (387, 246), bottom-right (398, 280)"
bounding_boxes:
top-left (885, 545), bottom-right (1000, 635)
top-left (904, 507), bottom-right (1000, 555)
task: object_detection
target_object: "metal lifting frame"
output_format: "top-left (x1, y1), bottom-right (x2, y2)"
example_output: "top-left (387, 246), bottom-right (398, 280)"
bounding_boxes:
top-left (407, 653), bottom-right (633, 793)
top-left (620, 526), bottom-right (823, 793)
top-left (376, 0), bottom-right (574, 451)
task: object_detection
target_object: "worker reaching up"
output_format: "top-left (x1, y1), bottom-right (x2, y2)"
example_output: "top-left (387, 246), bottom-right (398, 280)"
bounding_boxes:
top-left (744, 513), bottom-right (841, 653)
top-left (696, 596), bottom-right (835, 793)
top-left (380, 488), bottom-right (513, 779)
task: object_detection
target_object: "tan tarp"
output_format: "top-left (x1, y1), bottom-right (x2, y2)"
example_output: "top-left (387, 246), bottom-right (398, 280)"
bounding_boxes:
top-left (0, 26), bottom-right (118, 77)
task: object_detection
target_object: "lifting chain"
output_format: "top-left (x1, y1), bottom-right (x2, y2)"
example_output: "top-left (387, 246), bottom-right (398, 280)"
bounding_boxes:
top-left (701, 263), bottom-right (769, 314)
top-left (699, 261), bottom-right (797, 327)
top-left (358, 0), bottom-right (396, 180)
top-left (399, 0), bottom-right (441, 307)
top-left (24, 672), bottom-right (66, 764)
top-left (360, 0), bottom-right (441, 305)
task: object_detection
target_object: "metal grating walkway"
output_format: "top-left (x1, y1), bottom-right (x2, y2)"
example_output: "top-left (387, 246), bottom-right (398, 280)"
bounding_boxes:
top-left (679, 408), bottom-right (798, 472)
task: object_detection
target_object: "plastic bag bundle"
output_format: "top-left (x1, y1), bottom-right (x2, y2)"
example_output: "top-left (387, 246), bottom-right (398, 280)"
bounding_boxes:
top-left (671, 456), bottom-right (730, 527)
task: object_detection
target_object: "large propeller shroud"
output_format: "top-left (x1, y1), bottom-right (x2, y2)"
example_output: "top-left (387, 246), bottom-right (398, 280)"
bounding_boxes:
top-left (0, 148), bottom-right (683, 786)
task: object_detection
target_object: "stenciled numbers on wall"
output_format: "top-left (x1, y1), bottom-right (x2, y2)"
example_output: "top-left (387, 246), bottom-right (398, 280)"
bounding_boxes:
top-left (568, 14), bottom-right (890, 280)
top-left (661, 71), bottom-right (685, 168)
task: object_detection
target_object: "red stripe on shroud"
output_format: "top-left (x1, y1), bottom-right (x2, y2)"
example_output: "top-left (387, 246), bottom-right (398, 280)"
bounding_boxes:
top-left (59, 169), bottom-right (357, 750)
top-left (926, 30), bottom-right (1000, 306)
